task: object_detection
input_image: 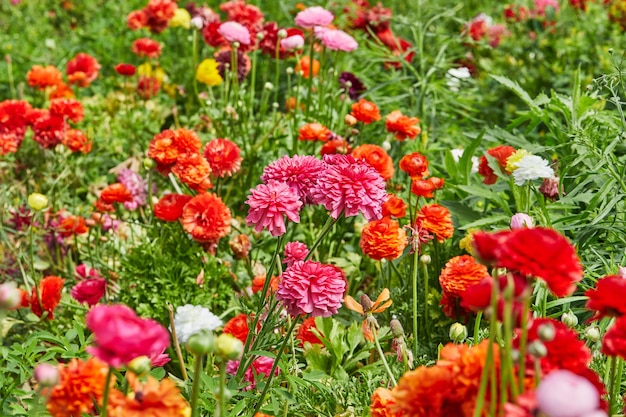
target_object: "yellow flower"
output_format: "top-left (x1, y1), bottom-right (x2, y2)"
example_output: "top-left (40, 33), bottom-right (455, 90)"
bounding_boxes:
top-left (505, 149), bottom-right (530, 173)
top-left (196, 59), bottom-right (223, 86)
top-left (169, 8), bottom-right (191, 29)
top-left (459, 228), bottom-right (478, 255)
top-left (137, 63), bottom-right (166, 83)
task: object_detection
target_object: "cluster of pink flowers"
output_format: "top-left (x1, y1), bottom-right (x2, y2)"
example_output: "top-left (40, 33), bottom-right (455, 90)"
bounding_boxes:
top-left (117, 168), bottom-right (152, 211)
top-left (70, 264), bottom-right (107, 307)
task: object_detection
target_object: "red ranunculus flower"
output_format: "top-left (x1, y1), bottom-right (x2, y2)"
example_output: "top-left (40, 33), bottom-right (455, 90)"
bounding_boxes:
top-left (585, 275), bottom-right (626, 321)
top-left (477, 145), bottom-right (515, 185)
top-left (153, 194), bottom-right (193, 222)
top-left (30, 276), bottom-right (64, 320)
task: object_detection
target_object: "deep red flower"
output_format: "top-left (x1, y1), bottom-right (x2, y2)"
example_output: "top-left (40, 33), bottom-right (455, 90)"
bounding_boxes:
top-left (477, 145), bottom-right (516, 185)
top-left (49, 98), bottom-right (84, 123)
top-left (153, 194), bottom-right (193, 222)
top-left (585, 275), bottom-right (626, 321)
top-left (131, 38), bottom-right (162, 59)
top-left (30, 276), bottom-right (64, 320)
top-left (260, 22), bottom-right (304, 59)
top-left (115, 64), bottom-right (137, 77)
top-left (602, 316), bottom-right (626, 359)
top-left (374, 27), bottom-right (415, 67)
top-left (71, 278), bottom-right (107, 306)
top-left (32, 113), bottom-right (67, 149)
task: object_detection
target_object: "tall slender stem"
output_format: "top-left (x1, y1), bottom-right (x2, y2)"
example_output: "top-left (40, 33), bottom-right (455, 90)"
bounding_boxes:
top-left (216, 361), bottom-right (227, 417)
top-left (411, 247), bottom-right (420, 355)
top-left (372, 322), bottom-right (397, 387)
top-left (190, 354), bottom-right (203, 417)
top-left (101, 367), bottom-right (114, 417)
top-left (305, 215), bottom-right (338, 261)
top-left (168, 303), bottom-right (189, 381)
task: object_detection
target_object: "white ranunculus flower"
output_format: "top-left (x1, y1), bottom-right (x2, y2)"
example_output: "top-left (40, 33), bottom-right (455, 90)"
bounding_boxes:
top-left (446, 67), bottom-right (471, 92)
top-left (512, 155), bottom-right (554, 186)
top-left (173, 304), bottom-right (223, 343)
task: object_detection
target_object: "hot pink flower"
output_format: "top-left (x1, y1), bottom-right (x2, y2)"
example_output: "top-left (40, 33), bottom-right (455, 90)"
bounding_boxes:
top-left (284, 241), bottom-right (309, 267)
top-left (311, 154), bottom-right (386, 221)
top-left (86, 304), bottom-right (170, 368)
top-left (281, 34), bottom-right (305, 50)
top-left (218, 21), bottom-right (251, 45)
top-left (277, 260), bottom-right (346, 317)
top-left (71, 278), bottom-right (106, 306)
top-left (261, 155), bottom-right (323, 203)
top-left (536, 370), bottom-right (600, 417)
top-left (295, 6), bottom-right (334, 28)
top-left (226, 356), bottom-right (277, 390)
top-left (246, 181), bottom-right (302, 236)
top-left (148, 347), bottom-right (171, 367)
top-left (314, 27), bottom-right (358, 52)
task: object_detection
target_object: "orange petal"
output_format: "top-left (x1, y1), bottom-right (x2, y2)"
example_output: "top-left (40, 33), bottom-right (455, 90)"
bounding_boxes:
top-left (344, 295), bottom-right (364, 314)
top-left (372, 298), bottom-right (393, 314)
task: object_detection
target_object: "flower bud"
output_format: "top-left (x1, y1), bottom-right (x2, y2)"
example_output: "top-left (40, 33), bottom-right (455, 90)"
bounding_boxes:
top-left (359, 294), bottom-right (373, 313)
top-left (34, 363), bottom-right (59, 388)
top-left (272, 102), bottom-right (279, 109)
top-left (277, 29), bottom-right (287, 39)
top-left (143, 158), bottom-right (156, 170)
top-left (190, 16), bottom-right (204, 30)
top-left (561, 310), bottom-right (578, 328)
top-left (28, 193), bottom-right (48, 211)
top-left (537, 323), bottom-right (556, 342)
top-left (128, 356), bottom-right (152, 376)
top-left (0, 282), bottom-right (22, 309)
top-left (256, 31), bottom-right (265, 40)
top-left (389, 318), bottom-right (405, 338)
top-left (264, 82), bottom-right (274, 90)
top-left (510, 213), bottom-right (533, 229)
top-left (215, 333), bottom-right (244, 360)
top-left (585, 326), bottom-right (601, 343)
top-left (449, 323), bottom-right (468, 343)
top-left (186, 330), bottom-right (216, 356)
top-left (232, 41), bottom-right (240, 49)
top-left (344, 114), bottom-right (357, 126)
top-left (286, 67), bottom-right (294, 75)
top-left (381, 140), bottom-right (391, 151)
top-left (528, 340), bottom-right (548, 358)
top-left (420, 254), bottom-right (431, 265)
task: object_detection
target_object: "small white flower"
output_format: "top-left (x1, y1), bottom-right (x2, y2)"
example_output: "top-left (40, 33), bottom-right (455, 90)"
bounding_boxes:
top-left (512, 155), bottom-right (554, 186)
top-left (173, 304), bottom-right (222, 343)
top-left (446, 67), bottom-right (471, 92)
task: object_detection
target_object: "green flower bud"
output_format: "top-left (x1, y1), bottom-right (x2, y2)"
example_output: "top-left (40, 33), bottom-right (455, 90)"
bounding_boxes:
top-left (128, 356), bottom-right (152, 376)
top-left (449, 322), bottom-right (468, 343)
top-left (537, 323), bottom-right (556, 342)
top-left (561, 310), bottom-right (578, 328)
top-left (528, 340), bottom-right (547, 358)
top-left (585, 326), bottom-right (601, 343)
top-left (143, 158), bottom-right (156, 170)
top-left (215, 333), bottom-right (244, 360)
top-left (186, 330), bottom-right (216, 356)
top-left (28, 193), bottom-right (48, 211)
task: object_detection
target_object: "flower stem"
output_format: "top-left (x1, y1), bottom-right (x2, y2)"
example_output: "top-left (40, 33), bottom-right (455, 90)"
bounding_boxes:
top-left (422, 261), bottom-right (430, 343)
top-left (372, 323), bottom-right (397, 387)
top-left (305, 215), bottom-right (338, 261)
top-left (472, 311), bottom-right (482, 344)
top-left (101, 367), bottom-right (113, 417)
top-left (168, 303), bottom-right (188, 381)
top-left (411, 245), bottom-right (420, 355)
top-left (190, 354), bottom-right (203, 417)
top-left (216, 360), bottom-right (226, 417)
top-left (517, 293), bottom-right (531, 393)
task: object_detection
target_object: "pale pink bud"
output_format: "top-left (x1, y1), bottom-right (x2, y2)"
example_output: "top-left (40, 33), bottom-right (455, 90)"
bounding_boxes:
top-left (34, 363), bottom-right (59, 387)
top-left (510, 213), bottom-right (533, 229)
top-left (0, 282), bottom-right (22, 309)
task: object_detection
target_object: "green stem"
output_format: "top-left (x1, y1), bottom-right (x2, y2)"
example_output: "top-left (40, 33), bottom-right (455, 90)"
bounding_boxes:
top-left (217, 361), bottom-right (226, 417)
top-left (411, 246), bottom-right (420, 355)
top-left (517, 293), bottom-right (531, 393)
top-left (190, 354), bottom-right (203, 417)
top-left (473, 311), bottom-right (483, 344)
top-left (372, 321), bottom-right (397, 386)
top-left (422, 261), bottom-right (430, 342)
top-left (168, 303), bottom-right (189, 381)
top-left (305, 215), bottom-right (338, 261)
top-left (101, 367), bottom-right (114, 417)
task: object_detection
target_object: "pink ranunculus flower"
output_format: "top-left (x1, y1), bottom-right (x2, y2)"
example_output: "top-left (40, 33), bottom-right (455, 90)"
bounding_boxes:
top-left (71, 278), bottom-right (107, 306)
top-left (218, 21), bottom-right (251, 45)
top-left (86, 305), bottom-right (171, 368)
top-left (284, 241), bottom-right (309, 267)
top-left (261, 154), bottom-right (324, 204)
top-left (246, 180), bottom-right (303, 236)
top-left (226, 356), bottom-right (277, 391)
top-left (510, 213), bottom-right (533, 229)
top-left (295, 6), bottom-right (333, 28)
top-left (280, 34), bottom-right (305, 51)
top-left (277, 260), bottom-right (346, 317)
top-left (536, 370), bottom-right (600, 417)
top-left (148, 347), bottom-right (171, 367)
top-left (75, 264), bottom-right (103, 280)
top-left (314, 27), bottom-right (358, 52)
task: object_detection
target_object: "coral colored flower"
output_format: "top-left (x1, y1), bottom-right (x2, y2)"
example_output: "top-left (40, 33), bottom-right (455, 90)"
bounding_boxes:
top-left (261, 155), bottom-right (324, 204)
top-left (438, 255), bottom-right (489, 318)
top-left (57, 215), bottom-right (89, 237)
top-left (66, 53), bottom-right (100, 87)
top-left (107, 374), bottom-right (190, 417)
top-left (115, 63), bottom-right (136, 76)
top-left (350, 98), bottom-right (381, 124)
top-left (386, 110), bottom-right (421, 140)
top-left (296, 317), bottom-right (323, 347)
top-left (375, 27), bottom-right (415, 68)
top-left (171, 153), bottom-right (212, 189)
top-left (251, 275), bottom-right (280, 294)
top-left (196, 58), bottom-right (223, 86)
top-left (416, 204), bottom-right (454, 242)
top-left (86, 304), bottom-right (171, 367)
top-left (223, 313), bottom-right (249, 343)
top-left (62, 129), bottom-right (92, 153)
top-left (411, 177), bottom-right (444, 199)
top-left (127, 0), bottom-right (177, 33)
top-left (298, 122), bottom-right (331, 142)
top-left (314, 27), bottom-right (358, 52)
top-left (295, 56), bottom-right (320, 78)
top-left (277, 260), bottom-right (346, 317)
top-left (246, 181), bottom-right (302, 236)
top-left (49, 98), bottom-right (84, 123)
top-left (360, 217), bottom-right (407, 261)
top-left (391, 364), bottom-right (454, 415)
top-left (46, 358), bottom-right (110, 417)
top-left (371, 387), bottom-right (400, 417)
top-left (153, 194), bottom-right (192, 222)
top-left (30, 276), bottom-right (64, 320)
top-left (351, 144), bottom-right (394, 181)
top-left (127, 10), bottom-right (148, 30)
top-left (321, 138), bottom-right (352, 156)
top-left (311, 154), bottom-right (387, 221)
top-left (218, 21), bottom-right (251, 44)
top-left (182, 193), bottom-right (231, 243)
top-left (148, 128), bottom-right (202, 168)
top-left (382, 194), bottom-right (407, 218)
top-left (204, 138), bottom-right (242, 177)
top-left (131, 38), bottom-right (162, 59)
top-left (71, 278), bottom-right (106, 306)
top-left (284, 241), bottom-right (309, 267)
top-left (399, 152), bottom-right (429, 179)
top-left (295, 6), bottom-right (334, 28)
top-left (100, 183), bottom-right (133, 204)
top-left (585, 275), bottom-right (626, 320)
top-left (478, 145), bottom-right (516, 185)
top-left (27, 65), bottom-right (63, 90)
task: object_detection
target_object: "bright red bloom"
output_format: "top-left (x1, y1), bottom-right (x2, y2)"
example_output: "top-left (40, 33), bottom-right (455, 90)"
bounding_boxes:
top-left (585, 275), bottom-right (626, 321)
top-left (153, 194), bottom-right (193, 222)
top-left (602, 316), bottom-right (626, 359)
top-left (478, 145), bottom-right (516, 185)
top-left (320, 138), bottom-right (352, 156)
top-left (63, 129), bottom-right (92, 153)
top-left (115, 64), bottom-right (137, 77)
top-left (296, 317), bottom-right (323, 347)
top-left (416, 204), bottom-right (454, 242)
top-left (131, 38), bottom-right (162, 59)
top-left (50, 98), bottom-right (84, 123)
top-left (203, 138), bottom-right (243, 178)
top-left (374, 27), bottom-right (415, 68)
top-left (381, 194), bottom-right (407, 218)
top-left (57, 215), bottom-right (89, 237)
top-left (399, 152), bottom-right (429, 180)
top-left (100, 183), bottom-right (133, 204)
top-left (351, 144), bottom-right (394, 181)
top-left (385, 110), bottom-right (421, 140)
top-left (141, 0), bottom-right (177, 33)
top-left (66, 53), bottom-right (101, 87)
top-left (350, 99), bottom-right (381, 124)
top-left (411, 177), bottom-right (444, 198)
top-left (137, 76), bottom-right (161, 99)
top-left (260, 22), bottom-right (304, 59)
top-left (222, 313), bottom-right (249, 343)
top-left (32, 113), bottom-right (67, 149)
top-left (30, 276), bottom-right (64, 320)
top-left (202, 22), bottom-right (228, 48)
top-left (181, 193), bottom-right (231, 243)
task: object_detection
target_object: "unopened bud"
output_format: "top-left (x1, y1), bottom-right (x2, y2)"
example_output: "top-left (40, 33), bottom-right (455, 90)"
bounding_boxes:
top-left (272, 102), bottom-right (279, 109)
top-left (420, 254), bottom-right (431, 265)
top-left (28, 193), bottom-right (48, 211)
top-left (190, 16), bottom-right (204, 30)
top-left (360, 294), bottom-right (373, 312)
top-left (128, 356), bottom-right (151, 376)
top-left (390, 318), bottom-right (405, 338)
top-left (344, 114), bottom-right (357, 126)
top-left (561, 310), bottom-right (578, 328)
top-left (0, 282), bottom-right (22, 309)
top-left (232, 41), bottom-right (240, 49)
top-left (143, 158), bottom-right (156, 170)
top-left (34, 363), bottom-right (59, 388)
top-left (510, 213), bottom-right (533, 229)
top-left (585, 326), bottom-right (601, 343)
top-left (256, 31), bottom-right (265, 40)
top-left (528, 340), bottom-right (548, 358)
top-left (264, 82), bottom-right (274, 90)
top-left (381, 140), bottom-right (391, 151)
top-left (186, 330), bottom-right (216, 356)
top-left (537, 323), bottom-right (555, 342)
top-left (277, 29), bottom-right (288, 39)
top-left (286, 67), bottom-right (294, 75)
top-left (215, 333), bottom-right (244, 360)
top-left (449, 322), bottom-right (468, 343)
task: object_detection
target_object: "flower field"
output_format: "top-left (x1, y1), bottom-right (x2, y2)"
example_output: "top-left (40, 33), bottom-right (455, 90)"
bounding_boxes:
top-left (3, 0), bottom-right (626, 416)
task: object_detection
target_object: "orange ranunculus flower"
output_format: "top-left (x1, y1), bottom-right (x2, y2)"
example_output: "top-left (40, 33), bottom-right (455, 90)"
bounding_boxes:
top-left (351, 144), bottom-right (394, 181)
top-left (223, 313), bottom-right (250, 343)
top-left (320, 138), bottom-right (352, 155)
top-left (285, 96), bottom-right (305, 112)
top-left (399, 152), bottom-right (429, 180)
top-left (438, 255), bottom-right (489, 318)
top-left (391, 364), bottom-right (454, 416)
top-left (296, 317), bottom-right (323, 347)
top-left (57, 215), bottom-right (89, 237)
top-left (417, 204), bottom-right (454, 242)
top-left (254, 414), bottom-right (274, 417)
top-left (26, 65), bottom-right (64, 90)
top-left (298, 122), bottom-right (331, 142)
top-left (251, 275), bottom-right (280, 294)
top-left (171, 153), bottom-right (212, 189)
top-left (148, 128), bottom-right (203, 168)
top-left (49, 82), bottom-right (75, 100)
top-left (371, 387), bottom-right (401, 417)
top-left (181, 193), bottom-right (231, 243)
top-left (100, 183), bottom-right (133, 204)
top-left (63, 129), bottom-right (92, 153)
top-left (46, 358), bottom-right (111, 417)
top-left (360, 217), bottom-right (407, 261)
top-left (382, 194), bottom-right (407, 218)
top-left (411, 177), bottom-right (444, 198)
top-left (66, 53), bottom-right (101, 88)
top-left (385, 110), bottom-right (421, 140)
top-left (107, 374), bottom-right (189, 417)
top-left (30, 275), bottom-right (64, 320)
top-left (350, 98), bottom-right (381, 124)
top-left (296, 56), bottom-right (320, 78)
top-left (153, 194), bottom-right (193, 222)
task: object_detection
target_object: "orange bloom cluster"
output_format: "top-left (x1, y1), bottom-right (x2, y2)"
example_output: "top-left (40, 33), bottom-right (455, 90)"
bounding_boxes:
top-left (62, 129), bottom-right (92, 153)
top-left (127, 0), bottom-right (177, 33)
top-left (321, 138), bottom-right (352, 156)
top-left (203, 138), bottom-right (243, 178)
top-left (153, 194), bottom-right (192, 222)
top-left (438, 255), bottom-right (489, 319)
top-left (46, 358), bottom-right (111, 417)
top-left (298, 122), bottom-right (331, 142)
top-left (107, 374), bottom-right (189, 417)
top-left (57, 215), bottom-right (89, 237)
top-left (381, 194), bottom-right (407, 218)
top-left (66, 53), bottom-right (101, 88)
top-left (350, 99), bottom-right (381, 124)
top-left (296, 317), bottom-right (323, 347)
top-left (411, 176), bottom-right (444, 199)
top-left (361, 217), bottom-right (408, 260)
top-left (181, 192), bottom-right (231, 244)
top-left (385, 110), bottom-right (421, 140)
top-left (251, 275), bottom-right (280, 294)
top-left (371, 387), bottom-right (401, 417)
top-left (351, 144), bottom-right (394, 181)
top-left (399, 152), bottom-right (429, 180)
top-left (132, 38), bottom-right (162, 59)
top-left (28, 275), bottom-right (64, 320)
top-left (100, 183), bottom-right (133, 204)
top-left (26, 65), bottom-right (74, 99)
top-left (296, 56), bottom-right (320, 78)
top-left (416, 204), bottom-right (454, 242)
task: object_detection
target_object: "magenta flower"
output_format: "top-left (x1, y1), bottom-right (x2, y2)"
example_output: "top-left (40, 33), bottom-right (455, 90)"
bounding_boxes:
top-left (218, 21), bottom-right (251, 45)
top-left (311, 154), bottom-right (386, 221)
top-left (86, 304), bottom-right (170, 368)
top-left (277, 260), bottom-right (346, 317)
top-left (295, 6), bottom-right (334, 28)
top-left (261, 155), bottom-right (323, 203)
top-left (281, 34), bottom-right (305, 50)
top-left (226, 356), bottom-right (277, 391)
top-left (536, 370), bottom-right (600, 417)
top-left (71, 278), bottom-right (106, 306)
top-left (314, 27), bottom-right (358, 52)
top-left (148, 347), bottom-right (171, 367)
top-left (284, 241), bottom-right (309, 267)
top-left (246, 181), bottom-right (303, 236)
